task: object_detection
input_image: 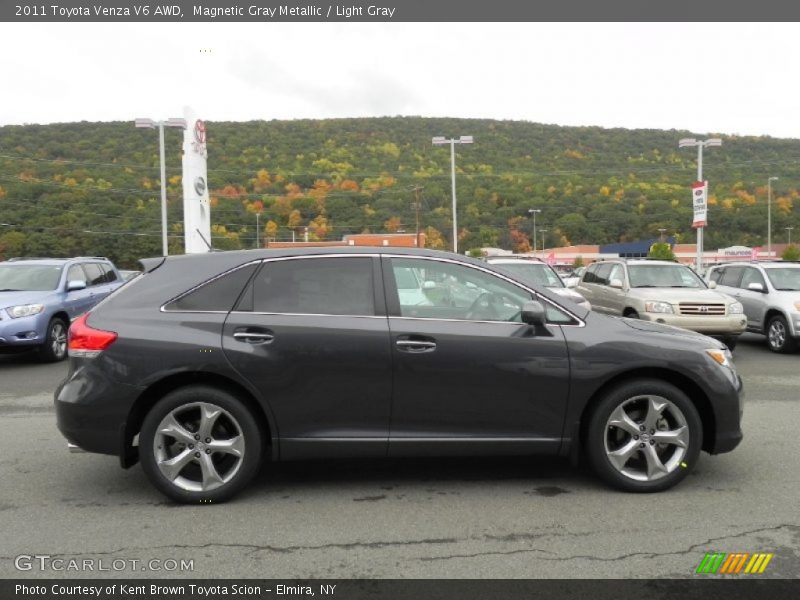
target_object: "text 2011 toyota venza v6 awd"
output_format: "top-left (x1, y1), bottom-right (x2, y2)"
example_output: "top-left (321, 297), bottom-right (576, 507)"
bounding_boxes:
top-left (56, 248), bottom-right (743, 503)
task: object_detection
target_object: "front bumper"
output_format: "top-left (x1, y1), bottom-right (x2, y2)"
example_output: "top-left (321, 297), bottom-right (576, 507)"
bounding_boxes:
top-left (638, 313), bottom-right (747, 335)
top-left (0, 313), bottom-right (47, 349)
top-left (709, 372), bottom-right (744, 455)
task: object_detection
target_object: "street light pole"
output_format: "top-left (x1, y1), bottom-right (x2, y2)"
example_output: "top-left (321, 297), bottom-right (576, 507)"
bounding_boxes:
top-left (433, 135), bottom-right (473, 254)
top-left (539, 228), bottom-right (548, 259)
top-left (135, 117), bottom-right (187, 256)
top-left (768, 176), bottom-right (779, 257)
top-left (786, 226), bottom-right (794, 246)
top-left (678, 137), bottom-right (722, 271)
top-left (255, 212), bottom-right (260, 249)
top-left (528, 208), bottom-right (541, 257)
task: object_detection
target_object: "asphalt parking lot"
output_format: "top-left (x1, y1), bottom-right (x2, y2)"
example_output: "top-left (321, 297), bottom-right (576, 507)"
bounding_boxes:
top-left (1, 333), bottom-right (798, 579)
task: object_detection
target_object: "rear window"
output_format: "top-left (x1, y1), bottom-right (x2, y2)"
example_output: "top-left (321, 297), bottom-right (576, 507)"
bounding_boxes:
top-left (164, 263), bottom-right (258, 312)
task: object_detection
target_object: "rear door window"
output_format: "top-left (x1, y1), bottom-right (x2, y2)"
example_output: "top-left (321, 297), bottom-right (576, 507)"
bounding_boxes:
top-left (82, 263), bottom-right (105, 286)
top-left (249, 257), bottom-right (376, 316)
top-left (720, 266), bottom-right (744, 287)
top-left (594, 264), bottom-right (613, 286)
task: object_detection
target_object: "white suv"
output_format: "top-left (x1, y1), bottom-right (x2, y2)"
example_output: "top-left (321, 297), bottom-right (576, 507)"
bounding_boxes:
top-left (707, 261), bottom-right (800, 353)
top-left (576, 259), bottom-right (746, 348)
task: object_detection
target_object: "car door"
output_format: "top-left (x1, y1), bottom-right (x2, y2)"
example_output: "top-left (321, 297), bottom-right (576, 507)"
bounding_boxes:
top-left (221, 255), bottom-right (393, 460)
top-left (604, 263), bottom-right (626, 314)
top-left (62, 264), bottom-right (94, 318)
top-left (735, 267), bottom-right (768, 330)
top-left (383, 256), bottom-right (571, 457)
top-left (576, 263), bottom-right (600, 307)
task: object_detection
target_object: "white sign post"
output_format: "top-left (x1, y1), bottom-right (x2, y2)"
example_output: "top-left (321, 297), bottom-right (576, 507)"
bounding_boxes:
top-left (182, 106), bottom-right (211, 253)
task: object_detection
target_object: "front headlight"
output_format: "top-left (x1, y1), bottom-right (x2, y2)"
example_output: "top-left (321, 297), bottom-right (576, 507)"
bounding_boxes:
top-left (644, 301), bottom-right (674, 314)
top-left (706, 348), bottom-right (734, 369)
top-left (5, 304), bottom-right (45, 319)
top-left (729, 302), bottom-right (744, 314)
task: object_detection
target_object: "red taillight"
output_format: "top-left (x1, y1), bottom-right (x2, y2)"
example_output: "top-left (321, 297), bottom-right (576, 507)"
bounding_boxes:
top-left (68, 313), bottom-right (117, 356)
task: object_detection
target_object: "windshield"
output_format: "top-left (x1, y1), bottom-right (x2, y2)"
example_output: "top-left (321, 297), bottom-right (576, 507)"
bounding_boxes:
top-left (0, 264), bottom-right (63, 291)
top-left (628, 265), bottom-right (706, 288)
top-left (494, 262), bottom-right (564, 288)
top-left (765, 267), bottom-right (800, 291)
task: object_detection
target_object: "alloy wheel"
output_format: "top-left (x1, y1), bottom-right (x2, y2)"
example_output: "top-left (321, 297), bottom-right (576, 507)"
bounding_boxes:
top-left (51, 321), bottom-right (68, 359)
top-left (768, 319), bottom-right (786, 350)
top-left (604, 394), bottom-right (689, 482)
top-left (153, 402), bottom-right (245, 492)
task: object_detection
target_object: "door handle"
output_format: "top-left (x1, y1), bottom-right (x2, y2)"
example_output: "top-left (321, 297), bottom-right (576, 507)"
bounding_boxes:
top-left (233, 331), bottom-right (275, 344)
top-left (396, 339), bottom-right (436, 353)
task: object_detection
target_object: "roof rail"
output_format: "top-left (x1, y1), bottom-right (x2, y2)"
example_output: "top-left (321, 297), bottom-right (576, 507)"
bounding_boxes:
top-left (72, 256), bottom-right (110, 261)
top-left (5, 257), bottom-right (59, 261)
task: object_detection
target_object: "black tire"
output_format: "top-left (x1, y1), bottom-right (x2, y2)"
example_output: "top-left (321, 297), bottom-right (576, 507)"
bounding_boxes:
top-left (623, 309), bottom-right (640, 319)
top-left (723, 336), bottom-right (738, 351)
top-left (585, 379), bottom-right (702, 493)
top-left (766, 315), bottom-right (797, 354)
top-left (38, 317), bottom-right (69, 362)
top-left (140, 385), bottom-right (263, 503)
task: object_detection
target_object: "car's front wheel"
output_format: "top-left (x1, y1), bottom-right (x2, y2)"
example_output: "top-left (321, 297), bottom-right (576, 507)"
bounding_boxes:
top-left (766, 315), bottom-right (796, 353)
top-left (38, 317), bottom-right (68, 362)
top-left (140, 386), bottom-right (263, 503)
top-left (586, 379), bottom-right (702, 492)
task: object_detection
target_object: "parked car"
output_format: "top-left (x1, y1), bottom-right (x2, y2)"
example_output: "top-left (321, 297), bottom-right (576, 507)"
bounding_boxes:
top-left (707, 261), bottom-right (800, 353)
top-left (564, 266), bottom-right (586, 288)
top-left (485, 256), bottom-right (591, 310)
top-left (575, 259), bottom-right (746, 349)
top-left (56, 248), bottom-right (743, 503)
top-left (0, 256), bottom-right (124, 361)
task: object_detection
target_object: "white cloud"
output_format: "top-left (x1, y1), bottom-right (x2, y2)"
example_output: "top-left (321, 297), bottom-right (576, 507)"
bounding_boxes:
top-left (0, 22), bottom-right (797, 137)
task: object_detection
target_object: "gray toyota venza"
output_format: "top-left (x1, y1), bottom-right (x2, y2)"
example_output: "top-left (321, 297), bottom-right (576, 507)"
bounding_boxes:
top-left (56, 248), bottom-right (743, 503)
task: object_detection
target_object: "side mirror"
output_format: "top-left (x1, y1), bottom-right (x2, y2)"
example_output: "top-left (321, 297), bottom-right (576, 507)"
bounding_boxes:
top-left (423, 280), bottom-right (436, 290)
top-left (609, 278), bottom-right (623, 289)
top-left (521, 300), bottom-right (547, 327)
top-left (66, 280), bottom-right (87, 292)
top-left (747, 282), bottom-right (765, 293)
top-left (708, 281), bottom-right (717, 289)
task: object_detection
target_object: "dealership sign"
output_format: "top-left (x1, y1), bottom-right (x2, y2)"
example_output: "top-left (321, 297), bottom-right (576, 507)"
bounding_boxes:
top-left (692, 180), bottom-right (708, 228)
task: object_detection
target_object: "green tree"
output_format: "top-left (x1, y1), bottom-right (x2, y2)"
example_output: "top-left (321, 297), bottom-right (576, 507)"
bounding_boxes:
top-left (572, 256), bottom-right (584, 268)
top-left (648, 242), bottom-right (676, 260)
top-left (782, 244), bottom-right (800, 261)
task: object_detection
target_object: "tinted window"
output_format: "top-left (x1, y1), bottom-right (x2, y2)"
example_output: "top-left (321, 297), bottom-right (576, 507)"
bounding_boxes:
top-left (66, 264), bottom-right (89, 286)
top-left (709, 267), bottom-right (724, 283)
top-left (251, 257), bottom-right (375, 316)
top-left (166, 263), bottom-right (258, 312)
top-left (594, 264), bottom-right (613, 286)
top-left (720, 266), bottom-right (744, 288)
top-left (82, 263), bottom-right (105, 286)
top-left (583, 264), bottom-right (598, 284)
top-left (100, 264), bottom-right (118, 283)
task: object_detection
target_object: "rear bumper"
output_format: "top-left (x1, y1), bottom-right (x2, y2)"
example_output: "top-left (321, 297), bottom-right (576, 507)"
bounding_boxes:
top-left (55, 361), bottom-right (142, 457)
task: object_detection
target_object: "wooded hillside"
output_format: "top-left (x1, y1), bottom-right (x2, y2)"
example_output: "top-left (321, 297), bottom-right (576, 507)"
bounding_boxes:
top-left (1, 117), bottom-right (798, 267)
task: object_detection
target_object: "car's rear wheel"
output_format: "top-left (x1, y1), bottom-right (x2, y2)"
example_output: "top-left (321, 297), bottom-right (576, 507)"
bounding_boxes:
top-left (766, 315), bottom-right (796, 353)
top-left (586, 379), bottom-right (702, 492)
top-left (38, 317), bottom-right (68, 362)
top-left (140, 385), bottom-right (263, 503)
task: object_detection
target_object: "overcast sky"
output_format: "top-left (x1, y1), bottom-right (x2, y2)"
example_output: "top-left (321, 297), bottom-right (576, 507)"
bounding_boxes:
top-left (0, 22), bottom-right (796, 138)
